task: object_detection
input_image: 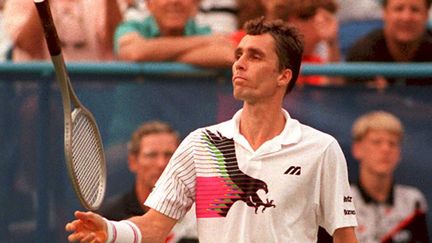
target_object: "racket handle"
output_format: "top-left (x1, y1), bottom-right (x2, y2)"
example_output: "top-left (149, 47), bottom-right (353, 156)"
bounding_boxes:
top-left (34, 0), bottom-right (61, 56)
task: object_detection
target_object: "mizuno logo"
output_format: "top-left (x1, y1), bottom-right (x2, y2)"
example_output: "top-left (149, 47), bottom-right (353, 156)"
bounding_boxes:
top-left (284, 166), bottom-right (301, 175)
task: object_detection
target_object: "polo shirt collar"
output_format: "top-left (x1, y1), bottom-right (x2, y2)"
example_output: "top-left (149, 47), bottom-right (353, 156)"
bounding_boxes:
top-left (356, 179), bottom-right (395, 206)
top-left (228, 108), bottom-right (302, 147)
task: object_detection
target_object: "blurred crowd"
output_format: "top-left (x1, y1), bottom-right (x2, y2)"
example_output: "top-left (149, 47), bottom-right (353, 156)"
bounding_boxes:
top-left (0, 1), bottom-right (430, 242)
top-left (0, 0), bottom-right (431, 86)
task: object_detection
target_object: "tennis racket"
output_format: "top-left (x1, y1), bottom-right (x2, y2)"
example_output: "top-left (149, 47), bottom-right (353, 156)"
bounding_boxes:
top-left (34, 0), bottom-right (106, 211)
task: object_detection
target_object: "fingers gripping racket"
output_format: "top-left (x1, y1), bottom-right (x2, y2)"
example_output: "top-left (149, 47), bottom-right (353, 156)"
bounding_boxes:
top-left (34, 0), bottom-right (106, 210)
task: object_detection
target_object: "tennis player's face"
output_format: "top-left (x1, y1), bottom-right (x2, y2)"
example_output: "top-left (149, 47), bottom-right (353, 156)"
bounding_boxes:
top-left (353, 130), bottom-right (401, 177)
top-left (232, 34), bottom-right (289, 103)
top-left (147, 0), bottom-right (199, 36)
top-left (129, 133), bottom-right (178, 189)
top-left (383, 0), bottom-right (429, 44)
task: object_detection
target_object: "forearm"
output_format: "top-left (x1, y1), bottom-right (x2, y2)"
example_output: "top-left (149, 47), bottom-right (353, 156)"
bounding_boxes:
top-left (128, 210), bottom-right (177, 243)
top-left (117, 35), bottom-right (212, 62)
top-left (177, 43), bottom-right (235, 68)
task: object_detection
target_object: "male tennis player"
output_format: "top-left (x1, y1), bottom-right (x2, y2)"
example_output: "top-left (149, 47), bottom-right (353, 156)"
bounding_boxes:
top-left (65, 17), bottom-right (358, 242)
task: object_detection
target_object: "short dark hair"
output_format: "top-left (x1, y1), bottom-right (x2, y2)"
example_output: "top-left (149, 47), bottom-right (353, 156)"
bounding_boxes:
top-left (127, 121), bottom-right (179, 155)
top-left (244, 17), bottom-right (304, 94)
top-left (381, 0), bottom-right (431, 9)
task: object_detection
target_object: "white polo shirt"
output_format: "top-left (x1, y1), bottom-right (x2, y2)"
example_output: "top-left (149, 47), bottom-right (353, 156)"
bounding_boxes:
top-left (146, 109), bottom-right (357, 242)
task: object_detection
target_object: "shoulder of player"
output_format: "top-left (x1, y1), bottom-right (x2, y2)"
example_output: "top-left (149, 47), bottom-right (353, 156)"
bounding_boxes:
top-left (193, 120), bottom-right (234, 137)
top-left (298, 122), bottom-right (337, 144)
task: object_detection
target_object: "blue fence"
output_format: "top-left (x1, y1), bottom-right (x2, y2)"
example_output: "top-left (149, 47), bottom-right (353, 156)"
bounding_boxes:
top-left (1, 62), bottom-right (431, 242)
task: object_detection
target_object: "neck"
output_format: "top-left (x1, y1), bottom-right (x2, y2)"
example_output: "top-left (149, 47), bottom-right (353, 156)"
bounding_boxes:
top-left (162, 29), bottom-right (184, 37)
top-left (359, 169), bottom-right (393, 203)
top-left (240, 104), bottom-right (285, 150)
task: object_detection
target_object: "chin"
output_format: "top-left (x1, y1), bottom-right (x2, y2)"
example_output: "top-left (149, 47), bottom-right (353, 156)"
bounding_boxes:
top-left (395, 33), bottom-right (422, 44)
top-left (233, 92), bottom-right (251, 102)
top-left (375, 168), bottom-right (395, 176)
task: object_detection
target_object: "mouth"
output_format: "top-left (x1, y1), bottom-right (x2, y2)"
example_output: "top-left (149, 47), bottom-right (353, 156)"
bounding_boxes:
top-left (232, 75), bottom-right (246, 83)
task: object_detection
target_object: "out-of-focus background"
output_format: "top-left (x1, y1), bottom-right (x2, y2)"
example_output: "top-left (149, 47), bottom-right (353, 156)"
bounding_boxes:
top-left (1, 0), bottom-right (432, 241)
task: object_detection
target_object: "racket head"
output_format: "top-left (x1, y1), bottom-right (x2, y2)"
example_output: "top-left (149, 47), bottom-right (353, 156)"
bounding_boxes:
top-left (64, 107), bottom-right (107, 210)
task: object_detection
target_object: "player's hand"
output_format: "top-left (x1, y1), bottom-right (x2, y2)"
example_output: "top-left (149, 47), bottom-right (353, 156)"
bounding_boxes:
top-left (65, 211), bottom-right (108, 243)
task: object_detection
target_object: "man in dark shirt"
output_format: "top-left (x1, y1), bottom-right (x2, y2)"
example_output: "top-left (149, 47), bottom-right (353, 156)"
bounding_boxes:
top-left (98, 121), bottom-right (180, 220)
top-left (346, 0), bottom-right (432, 86)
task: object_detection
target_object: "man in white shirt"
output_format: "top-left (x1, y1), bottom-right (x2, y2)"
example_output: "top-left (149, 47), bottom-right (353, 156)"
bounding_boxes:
top-left (65, 17), bottom-right (358, 243)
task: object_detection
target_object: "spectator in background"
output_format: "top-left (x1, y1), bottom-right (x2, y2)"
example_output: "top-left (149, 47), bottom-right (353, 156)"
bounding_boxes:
top-left (345, 0), bottom-right (432, 87)
top-left (232, 0), bottom-right (343, 86)
top-left (114, 0), bottom-right (235, 68)
top-left (350, 111), bottom-right (429, 242)
top-left (3, 0), bottom-right (123, 62)
top-left (122, 0), bottom-right (239, 34)
top-left (98, 121), bottom-right (198, 243)
top-left (286, 0), bottom-right (343, 86)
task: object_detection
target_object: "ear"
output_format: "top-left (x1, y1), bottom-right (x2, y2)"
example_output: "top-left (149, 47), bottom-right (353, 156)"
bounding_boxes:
top-left (277, 68), bottom-right (292, 87)
top-left (128, 154), bottom-right (138, 173)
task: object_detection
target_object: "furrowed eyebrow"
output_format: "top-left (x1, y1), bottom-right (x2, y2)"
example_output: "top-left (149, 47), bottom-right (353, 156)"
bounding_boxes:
top-left (235, 47), bottom-right (265, 57)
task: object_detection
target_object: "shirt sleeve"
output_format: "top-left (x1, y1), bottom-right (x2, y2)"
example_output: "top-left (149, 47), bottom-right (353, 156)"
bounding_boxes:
top-left (318, 140), bottom-right (358, 236)
top-left (145, 130), bottom-right (198, 220)
top-left (113, 20), bottom-right (143, 54)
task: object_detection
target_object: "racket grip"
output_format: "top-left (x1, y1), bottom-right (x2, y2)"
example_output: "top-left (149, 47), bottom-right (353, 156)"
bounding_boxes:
top-left (34, 0), bottom-right (61, 56)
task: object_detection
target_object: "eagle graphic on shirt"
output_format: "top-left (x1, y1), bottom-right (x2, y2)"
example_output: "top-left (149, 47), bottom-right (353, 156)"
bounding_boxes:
top-left (195, 129), bottom-right (275, 218)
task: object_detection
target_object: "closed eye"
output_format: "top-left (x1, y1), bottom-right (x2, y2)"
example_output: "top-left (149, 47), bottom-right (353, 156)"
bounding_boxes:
top-left (248, 48), bottom-right (266, 62)
top-left (234, 49), bottom-right (243, 60)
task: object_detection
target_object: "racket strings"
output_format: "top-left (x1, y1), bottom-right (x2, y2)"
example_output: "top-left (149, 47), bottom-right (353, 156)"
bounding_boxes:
top-left (71, 111), bottom-right (105, 207)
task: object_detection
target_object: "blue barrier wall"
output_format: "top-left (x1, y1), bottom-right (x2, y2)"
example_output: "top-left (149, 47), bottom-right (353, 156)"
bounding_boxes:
top-left (0, 62), bottom-right (431, 242)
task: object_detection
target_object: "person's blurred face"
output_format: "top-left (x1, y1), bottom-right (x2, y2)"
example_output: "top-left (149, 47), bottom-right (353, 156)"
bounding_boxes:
top-left (383, 0), bottom-right (430, 44)
top-left (147, 0), bottom-right (199, 35)
top-left (353, 129), bottom-right (401, 177)
top-left (232, 34), bottom-right (291, 104)
top-left (288, 18), bottom-right (319, 55)
top-left (128, 132), bottom-right (178, 190)
top-left (260, 0), bottom-right (291, 20)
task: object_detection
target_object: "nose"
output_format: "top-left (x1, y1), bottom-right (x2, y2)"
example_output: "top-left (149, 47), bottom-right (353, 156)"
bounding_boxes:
top-left (380, 141), bottom-right (397, 153)
top-left (400, 8), bottom-right (415, 21)
top-left (233, 55), bottom-right (246, 72)
top-left (153, 154), bottom-right (168, 170)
